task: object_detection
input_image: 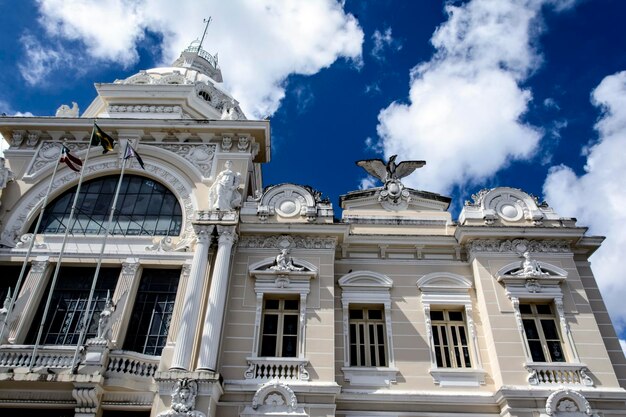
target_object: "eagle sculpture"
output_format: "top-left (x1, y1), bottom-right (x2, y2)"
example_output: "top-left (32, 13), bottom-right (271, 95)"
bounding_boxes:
top-left (356, 155), bottom-right (425, 184)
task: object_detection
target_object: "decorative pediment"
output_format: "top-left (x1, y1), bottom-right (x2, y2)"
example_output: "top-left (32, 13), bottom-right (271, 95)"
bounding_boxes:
top-left (460, 187), bottom-right (561, 226)
top-left (417, 272), bottom-right (473, 305)
top-left (496, 253), bottom-right (567, 297)
top-left (242, 183), bottom-right (333, 223)
top-left (249, 251), bottom-right (317, 294)
top-left (338, 271), bottom-right (393, 290)
top-left (339, 271), bottom-right (393, 305)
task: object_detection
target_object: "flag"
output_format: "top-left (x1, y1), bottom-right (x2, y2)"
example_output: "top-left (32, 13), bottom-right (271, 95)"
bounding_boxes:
top-left (124, 143), bottom-right (145, 170)
top-left (91, 123), bottom-right (115, 154)
top-left (60, 146), bottom-right (82, 172)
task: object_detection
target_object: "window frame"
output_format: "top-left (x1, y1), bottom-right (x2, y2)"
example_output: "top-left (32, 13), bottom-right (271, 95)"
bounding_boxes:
top-left (519, 302), bottom-right (566, 363)
top-left (122, 267), bottom-right (181, 356)
top-left (259, 297), bottom-right (300, 358)
top-left (430, 309), bottom-right (472, 369)
top-left (348, 305), bottom-right (388, 367)
top-left (339, 271), bottom-right (398, 387)
top-left (417, 272), bottom-right (485, 387)
top-left (245, 255), bottom-right (317, 381)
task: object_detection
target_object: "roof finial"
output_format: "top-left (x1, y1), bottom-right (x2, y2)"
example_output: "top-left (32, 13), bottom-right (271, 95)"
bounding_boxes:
top-left (198, 17), bottom-right (212, 53)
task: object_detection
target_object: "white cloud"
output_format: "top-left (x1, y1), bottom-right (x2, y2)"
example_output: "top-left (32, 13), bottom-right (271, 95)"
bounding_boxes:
top-left (371, 28), bottom-right (402, 61)
top-left (27, 0), bottom-right (363, 118)
top-left (544, 71), bottom-right (626, 331)
top-left (621, 339), bottom-right (626, 356)
top-left (373, 0), bottom-right (574, 194)
top-left (19, 34), bottom-right (67, 86)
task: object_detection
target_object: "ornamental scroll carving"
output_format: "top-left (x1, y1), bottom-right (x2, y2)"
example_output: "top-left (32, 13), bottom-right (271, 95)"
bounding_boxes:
top-left (238, 235), bottom-right (337, 250)
top-left (148, 143), bottom-right (215, 178)
top-left (466, 239), bottom-right (570, 254)
top-left (27, 141), bottom-right (88, 177)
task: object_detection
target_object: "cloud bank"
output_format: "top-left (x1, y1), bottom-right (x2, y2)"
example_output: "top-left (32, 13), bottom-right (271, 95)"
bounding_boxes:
top-left (544, 71), bottom-right (626, 330)
top-left (374, 0), bottom-right (574, 194)
top-left (26, 0), bottom-right (364, 118)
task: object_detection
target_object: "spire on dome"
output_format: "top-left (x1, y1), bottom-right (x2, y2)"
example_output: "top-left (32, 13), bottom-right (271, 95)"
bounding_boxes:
top-left (172, 18), bottom-right (223, 82)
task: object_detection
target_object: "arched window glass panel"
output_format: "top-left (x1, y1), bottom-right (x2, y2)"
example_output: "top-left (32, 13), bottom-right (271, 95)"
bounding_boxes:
top-left (33, 175), bottom-right (183, 236)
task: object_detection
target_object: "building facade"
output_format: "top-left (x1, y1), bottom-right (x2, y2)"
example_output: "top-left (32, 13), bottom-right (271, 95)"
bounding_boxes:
top-left (0, 41), bottom-right (625, 417)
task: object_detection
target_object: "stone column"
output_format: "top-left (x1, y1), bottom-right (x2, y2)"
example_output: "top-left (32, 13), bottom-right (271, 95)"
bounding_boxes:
top-left (111, 258), bottom-right (140, 348)
top-left (10, 256), bottom-right (50, 343)
top-left (170, 225), bottom-right (214, 370)
top-left (196, 225), bottom-right (237, 371)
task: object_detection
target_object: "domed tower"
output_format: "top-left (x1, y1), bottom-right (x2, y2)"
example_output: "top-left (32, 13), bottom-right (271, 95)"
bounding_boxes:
top-left (0, 20), bottom-right (271, 417)
top-left (83, 35), bottom-right (245, 121)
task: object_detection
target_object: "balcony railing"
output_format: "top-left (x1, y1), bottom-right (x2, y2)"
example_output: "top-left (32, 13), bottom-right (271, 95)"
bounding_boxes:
top-left (525, 362), bottom-right (594, 386)
top-left (0, 345), bottom-right (75, 370)
top-left (245, 357), bottom-right (309, 381)
top-left (106, 350), bottom-right (159, 380)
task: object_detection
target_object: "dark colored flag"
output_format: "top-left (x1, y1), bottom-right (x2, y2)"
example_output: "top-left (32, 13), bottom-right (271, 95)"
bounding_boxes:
top-left (91, 123), bottom-right (115, 154)
top-left (124, 143), bottom-right (145, 170)
top-left (60, 145), bottom-right (82, 172)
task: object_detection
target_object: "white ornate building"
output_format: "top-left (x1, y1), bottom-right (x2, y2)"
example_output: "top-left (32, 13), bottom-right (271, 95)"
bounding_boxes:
top-left (0, 40), bottom-right (624, 417)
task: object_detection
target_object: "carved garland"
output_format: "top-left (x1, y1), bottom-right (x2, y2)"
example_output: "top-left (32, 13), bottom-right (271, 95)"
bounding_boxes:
top-left (238, 235), bottom-right (337, 250)
top-left (466, 239), bottom-right (570, 254)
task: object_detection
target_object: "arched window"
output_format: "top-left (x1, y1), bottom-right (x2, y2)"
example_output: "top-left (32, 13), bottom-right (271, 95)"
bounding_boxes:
top-left (33, 174), bottom-right (183, 236)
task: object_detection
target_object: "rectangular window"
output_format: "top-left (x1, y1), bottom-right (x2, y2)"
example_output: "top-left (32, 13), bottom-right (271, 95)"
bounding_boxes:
top-left (430, 310), bottom-right (471, 368)
top-left (349, 306), bottom-right (387, 367)
top-left (260, 298), bottom-right (299, 357)
top-left (520, 303), bottom-right (566, 363)
top-left (123, 268), bottom-right (180, 356)
top-left (27, 266), bottom-right (119, 345)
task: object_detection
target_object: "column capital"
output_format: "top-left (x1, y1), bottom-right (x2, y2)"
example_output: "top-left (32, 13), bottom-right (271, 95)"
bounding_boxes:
top-left (30, 256), bottom-right (50, 273)
top-left (121, 258), bottom-right (140, 275)
top-left (193, 224), bottom-right (215, 244)
top-left (216, 225), bottom-right (237, 246)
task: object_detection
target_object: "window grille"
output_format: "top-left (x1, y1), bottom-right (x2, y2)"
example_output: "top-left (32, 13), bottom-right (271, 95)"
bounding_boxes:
top-left (35, 175), bottom-right (182, 236)
top-left (27, 267), bottom-right (119, 345)
top-left (123, 268), bottom-right (180, 356)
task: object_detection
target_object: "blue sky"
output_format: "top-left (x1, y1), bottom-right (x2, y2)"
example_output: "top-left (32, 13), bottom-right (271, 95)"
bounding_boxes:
top-left (2, 0), bottom-right (626, 344)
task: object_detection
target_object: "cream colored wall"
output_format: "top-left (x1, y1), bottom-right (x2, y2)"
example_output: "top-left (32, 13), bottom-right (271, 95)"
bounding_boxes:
top-left (333, 260), bottom-right (496, 391)
top-left (218, 247), bottom-right (337, 382)
top-left (474, 253), bottom-right (623, 389)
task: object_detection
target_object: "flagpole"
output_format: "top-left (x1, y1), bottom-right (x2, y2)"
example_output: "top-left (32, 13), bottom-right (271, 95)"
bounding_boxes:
top-left (29, 126), bottom-right (97, 370)
top-left (71, 143), bottom-right (130, 372)
top-left (0, 144), bottom-right (65, 343)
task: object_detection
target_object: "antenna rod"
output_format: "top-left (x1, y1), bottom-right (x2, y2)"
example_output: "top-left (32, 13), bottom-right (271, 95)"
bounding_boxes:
top-left (198, 17), bottom-right (212, 52)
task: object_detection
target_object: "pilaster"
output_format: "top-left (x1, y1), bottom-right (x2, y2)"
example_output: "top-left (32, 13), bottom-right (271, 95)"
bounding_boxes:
top-left (11, 256), bottom-right (50, 343)
top-left (111, 258), bottom-right (141, 348)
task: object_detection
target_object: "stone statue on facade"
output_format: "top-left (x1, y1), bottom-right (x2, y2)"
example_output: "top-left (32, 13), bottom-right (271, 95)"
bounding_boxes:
top-left (356, 155), bottom-right (425, 209)
top-left (269, 249), bottom-right (304, 272)
top-left (55, 102), bottom-right (79, 117)
top-left (356, 154), bottom-right (425, 185)
top-left (96, 292), bottom-right (115, 341)
top-left (208, 160), bottom-right (241, 210)
top-left (511, 252), bottom-right (549, 278)
top-left (0, 158), bottom-right (15, 208)
top-left (158, 378), bottom-right (206, 417)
